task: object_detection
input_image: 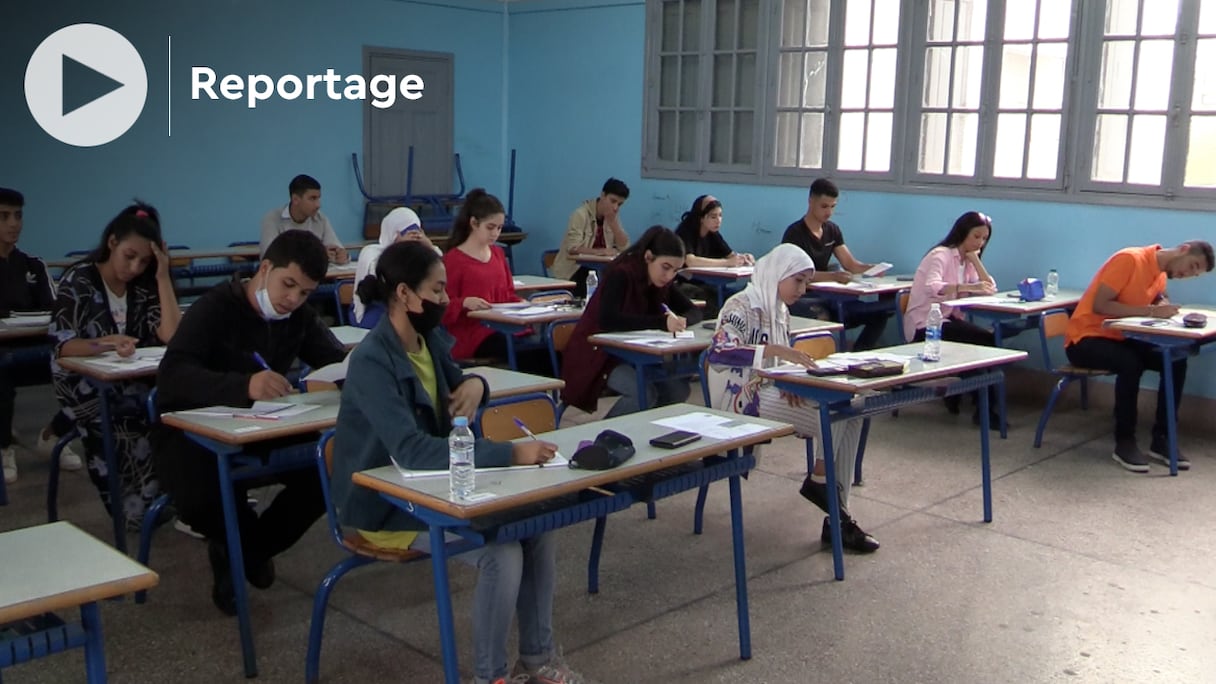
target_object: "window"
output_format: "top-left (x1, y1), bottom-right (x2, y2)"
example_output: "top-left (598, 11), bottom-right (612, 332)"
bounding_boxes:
top-left (640, 0), bottom-right (1216, 207)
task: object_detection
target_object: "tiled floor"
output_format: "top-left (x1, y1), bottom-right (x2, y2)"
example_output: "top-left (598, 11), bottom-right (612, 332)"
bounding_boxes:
top-left (3, 384), bottom-right (1214, 683)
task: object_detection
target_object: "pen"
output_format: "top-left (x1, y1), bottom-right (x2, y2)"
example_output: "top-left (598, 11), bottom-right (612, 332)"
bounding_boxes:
top-left (252, 351), bottom-right (271, 371)
top-left (660, 304), bottom-right (680, 338)
top-left (512, 417), bottom-right (564, 463)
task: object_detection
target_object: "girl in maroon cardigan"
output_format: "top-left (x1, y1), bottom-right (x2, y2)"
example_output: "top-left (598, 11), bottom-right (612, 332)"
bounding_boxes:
top-left (561, 226), bottom-right (703, 417)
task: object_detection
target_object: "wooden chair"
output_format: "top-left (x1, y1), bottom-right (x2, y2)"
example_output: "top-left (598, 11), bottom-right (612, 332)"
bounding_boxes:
top-left (1033, 309), bottom-right (1112, 448)
top-left (334, 279), bottom-right (355, 325)
top-left (541, 249), bottom-right (559, 277)
top-left (792, 333), bottom-right (836, 360)
top-left (527, 290), bottom-right (573, 305)
top-left (475, 393), bottom-right (558, 440)
top-left (894, 289), bottom-right (911, 343)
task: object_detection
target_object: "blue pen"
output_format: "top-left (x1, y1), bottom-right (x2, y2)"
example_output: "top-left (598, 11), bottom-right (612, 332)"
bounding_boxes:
top-left (252, 351), bottom-right (271, 371)
top-left (660, 304), bottom-right (681, 337)
top-left (513, 417), bottom-right (564, 463)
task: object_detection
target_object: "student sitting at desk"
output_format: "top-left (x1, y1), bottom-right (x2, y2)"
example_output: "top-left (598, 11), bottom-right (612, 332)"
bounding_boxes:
top-left (550, 177), bottom-right (631, 296)
top-left (0, 187), bottom-right (82, 483)
top-left (260, 174), bottom-right (350, 264)
top-left (153, 231), bottom-right (347, 616)
top-left (1064, 240), bottom-right (1214, 472)
top-left (707, 244), bottom-right (876, 552)
top-left (904, 211), bottom-right (1000, 426)
top-left (332, 241), bottom-right (588, 684)
top-left (781, 178), bottom-right (890, 350)
top-left (674, 194), bottom-right (754, 316)
top-left (352, 207), bottom-right (438, 329)
top-left (562, 226), bottom-right (704, 418)
top-left (50, 202), bottom-right (181, 527)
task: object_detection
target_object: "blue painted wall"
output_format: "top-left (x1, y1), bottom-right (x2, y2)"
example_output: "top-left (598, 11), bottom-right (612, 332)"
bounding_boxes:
top-left (505, 0), bottom-right (1216, 398)
top-left (4, 0), bottom-right (506, 257)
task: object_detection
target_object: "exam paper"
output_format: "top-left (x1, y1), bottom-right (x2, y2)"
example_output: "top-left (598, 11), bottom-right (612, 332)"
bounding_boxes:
top-left (392, 454), bottom-right (571, 479)
top-left (651, 412), bottom-right (769, 440)
top-left (862, 262), bottom-right (893, 277)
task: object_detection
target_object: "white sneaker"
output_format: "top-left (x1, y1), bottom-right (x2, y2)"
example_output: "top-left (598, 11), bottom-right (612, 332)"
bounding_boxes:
top-left (37, 430), bottom-right (83, 471)
top-left (2, 447), bottom-right (17, 484)
top-left (174, 519), bottom-right (206, 540)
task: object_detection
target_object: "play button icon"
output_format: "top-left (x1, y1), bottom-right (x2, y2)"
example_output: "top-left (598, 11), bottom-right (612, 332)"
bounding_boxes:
top-left (25, 24), bottom-right (148, 147)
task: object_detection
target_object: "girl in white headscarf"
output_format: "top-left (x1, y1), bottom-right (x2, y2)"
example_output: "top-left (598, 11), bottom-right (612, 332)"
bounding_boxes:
top-left (706, 243), bottom-right (877, 552)
top-left (352, 207), bottom-right (439, 327)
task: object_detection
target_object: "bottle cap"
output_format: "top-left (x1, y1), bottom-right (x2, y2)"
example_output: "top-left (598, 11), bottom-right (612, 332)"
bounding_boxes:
top-left (453, 416), bottom-right (469, 427)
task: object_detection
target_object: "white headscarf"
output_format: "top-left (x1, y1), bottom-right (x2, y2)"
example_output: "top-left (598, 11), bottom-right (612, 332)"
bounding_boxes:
top-left (353, 208), bottom-right (422, 322)
top-left (741, 243), bottom-right (815, 347)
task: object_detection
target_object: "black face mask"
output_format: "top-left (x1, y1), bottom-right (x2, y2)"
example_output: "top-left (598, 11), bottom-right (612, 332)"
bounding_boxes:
top-left (407, 299), bottom-right (446, 335)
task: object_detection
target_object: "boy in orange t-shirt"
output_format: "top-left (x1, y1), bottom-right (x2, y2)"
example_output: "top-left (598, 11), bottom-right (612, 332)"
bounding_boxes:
top-left (1064, 241), bottom-right (1214, 473)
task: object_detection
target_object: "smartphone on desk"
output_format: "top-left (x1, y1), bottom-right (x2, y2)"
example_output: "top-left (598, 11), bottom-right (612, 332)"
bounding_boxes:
top-left (649, 430), bottom-right (702, 449)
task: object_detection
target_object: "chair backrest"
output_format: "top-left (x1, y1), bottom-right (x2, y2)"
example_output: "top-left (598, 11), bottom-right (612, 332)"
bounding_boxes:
top-left (167, 245), bottom-right (193, 269)
top-left (894, 289), bottom-right (912, 343)
top-left (528, 290), bottom-right (573, 304)
top-left (305, 380), bottom-right (340, 393)
top-left (792, 333), bottom-right (837, 360)
top-left (546, 318), bottom-right (580, 376)
top-left (476, 393), bottom-right (558, 440)
top-left (316, 430), bottom-right (348, 551)
top-left (541, 249), bottom-right (559, 277)
top-left (335, 279), bottom-right (355, 325)
top-left (1037, 309), bottom-right (1070, 370)
top-left (698, 349), bottom-right (712, 407)
top-left (146, 387), bottom-right (159, 424)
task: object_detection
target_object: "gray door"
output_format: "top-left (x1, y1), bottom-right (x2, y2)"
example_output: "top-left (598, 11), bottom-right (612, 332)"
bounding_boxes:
top-left (363, 47), bottom-right (454, 198)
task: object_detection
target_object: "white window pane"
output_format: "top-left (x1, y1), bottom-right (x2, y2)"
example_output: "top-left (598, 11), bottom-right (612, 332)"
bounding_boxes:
top-left (1104, 0), bottom-right (1138, 36)
top-left (1185, 116), bottom-right (1216, 187)
top-left (1092, 114), bottom-right (1129, 182)
top-left (953, 46), bottom-right (984, 109)
top-left (777, 53), bottom-right (802, 107)
top-left (999, 45), bottom-right (1032, 109)
top-left (1026, 113), bottom-right (1061, 179)
top-left (716, 0), bottom-right (737, 50)
top-left (872, 0), bottom-right (901, 45)
top-left (807, 0), bottom-right (831, 47)
top-left (927, 0), bottom-right (955, 42)
top-left (683, 0), bottom-right (702, 50)
top-left (869, 48), bottom-right (897, 109)
top-left (711, 111), bottom-right (731, 163)
top-left (713, 55), bottom-right (733, 107)
top-left (800, 113), bottom-right (825, 167)
top-left (1202, 0), bottom-right (1216, 35)
top-left (1192, 40), bottom-right (1216, 112)
top-left (958, 0), bottom-right (987, 42)
top-left (679, 111), bottom-right (699, 162)
top-left (736, 53), bottom-right (756, 107)
top-left (739, 0), bottom-right (760, 50)
top-left (949, 112), bottom-right (979, 175)
top-left (681, 56), bottom-right (700, 107)
top-left (1004, 0), bottom-right (1036, 40)
top-left (734, 111), bottom-right (754, 164)
top-left (775, 112), bottom-right (799, 166)
top-left (865, 112), bottom-right (893, 171)
top-left (782, 0), bottom-right (807, 47)
top-left (845, 0), bottom-right (872, 47)
top-left (1032, 42), bottom-right (1068, 110)
top-left (661, 56), bottom-right (679, 107)
top-left (923, 47), bottom-right (952, 107)
top-left (659, 111), bottom-right (678, 161)
top-left (1037, 0), bottom-right (1071, 40)
top-left (1134, 41), bottom-right (1175, 110)
top-left (1098, 41), bottom-right (1135, 109)
top-left (838, 111), bottom-right (865, 171)
top-left (1126, 115), bottom-right (1166, 184)
top-left (994, 113), bottom-right (1028, 177)
top-left (842, 49), bottom-right (869, 109)
top-left (661, 1), bottom-right (682, 52)
top-left (1141, 0), bottom-right (1179, 36)
top-left (805, 52), bottom-right (828, 107)
top-left (919, 113), bottom-right (947, 174)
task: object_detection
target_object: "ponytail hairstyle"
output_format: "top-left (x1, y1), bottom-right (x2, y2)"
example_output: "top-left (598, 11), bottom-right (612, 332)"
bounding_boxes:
top-left (447, 188), bottom-right (505, 251)
top-left (87, 201), bottom-right (164, 281)
top-left (675, 194), bottom-right (722, 238)
top-left (355, 241), bottom-right (443, 309)
top-left (618, 225), bottom-right (685, 264)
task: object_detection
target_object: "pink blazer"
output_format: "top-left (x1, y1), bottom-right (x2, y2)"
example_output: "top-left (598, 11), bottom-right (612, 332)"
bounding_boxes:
top-left (903, 246), bottom-right (994, 341)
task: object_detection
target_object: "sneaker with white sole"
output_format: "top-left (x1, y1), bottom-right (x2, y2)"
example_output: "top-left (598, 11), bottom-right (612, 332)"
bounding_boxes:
top-left (1112, 439), bottom-right (1150, 473)
top-left (1148, 436), bottom-right (1191, 470)
top-left (174, 519), bottom-right (206, 539)
top-left (37, 430), bottom-right (83, 471)
top-left (512, 654), bottom-right (591, 684)
top-left (2, 447), bottom-right (17, 484)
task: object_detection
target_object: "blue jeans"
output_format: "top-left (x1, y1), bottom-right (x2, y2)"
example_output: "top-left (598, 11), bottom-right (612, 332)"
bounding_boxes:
top-left (413, 532), bottom-right (557, 681)
top-left (605, 364), bottom-right (690, 418)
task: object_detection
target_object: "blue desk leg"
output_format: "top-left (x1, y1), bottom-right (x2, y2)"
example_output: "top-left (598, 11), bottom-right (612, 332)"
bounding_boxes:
top-left (727, 462), bottom-right (751, 660)
top-left (819, 404), bottom-right (845, 581)
top-left (429, 525), bottom-right (461, 684)
top-left (97, 387), bottom-right (127, 554)
top-left (1160, 347), bottom-right (1180, 477)
top-left (216, 453), bottom-right (258, 678)
top-left (80, 601), bottom-right (106, 683)
top-left (504, 331), bottom-right (519, 371)
top-left (992, 325), bottom-right (1009, 439)
top-left (978, 386), bottom-right (993, 523)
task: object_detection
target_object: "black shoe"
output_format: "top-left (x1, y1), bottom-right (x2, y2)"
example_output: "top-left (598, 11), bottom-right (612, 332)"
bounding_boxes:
top-left (1112, 439), bottom-right (1150, 473)
top-left (207, 541), bottom-right (237, 617)
top-left (943, 395), bottom-right (962, 415)
top-left (971, 409), bottom-right (1003, 430)
top-left (820, 516), bottom-right (880, 553)
top-left (799, 477), bottom-right (830, 514)
top-left (246, 558), bottom-right (276, 590)
top-left (1147, 436), bottom-right (1191, 470)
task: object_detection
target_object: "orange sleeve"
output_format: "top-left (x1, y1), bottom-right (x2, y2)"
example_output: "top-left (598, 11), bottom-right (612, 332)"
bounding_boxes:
top-left (1095, 252), bottom-right (1136, 298)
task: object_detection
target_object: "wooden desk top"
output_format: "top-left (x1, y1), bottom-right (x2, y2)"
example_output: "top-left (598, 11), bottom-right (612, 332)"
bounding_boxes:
top-left (1105, 306), bottom-right (1216, 341)
top-left (469, 304), bottom-right (584, 326)
top-left (680, 265), bottom-right (754, 279)
top-left (353, 403), bottom-right (792, 520)
top-left (761, 341), bottom-right (1028, 394)
top-left (467, 366), bottom-right (565, 399)
top-left (947, 289), bottom-right (1084, 315)
top-left (160, 390), bottom-right (341, 446)
top-left (808, 275), bottom-right (911, 297)
top-left (56, 347), bottom-right (164, 383)
top-left (0, 522), bottom-right (158, 623)
top-left (590, 316), bottom-right (841, 357)
top-left (513, 275), bottom-right (577, 294)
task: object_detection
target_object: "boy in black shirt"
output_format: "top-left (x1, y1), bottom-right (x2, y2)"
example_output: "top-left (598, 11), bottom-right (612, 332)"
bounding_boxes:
top-left (781, 179), bottom-right (891, 350)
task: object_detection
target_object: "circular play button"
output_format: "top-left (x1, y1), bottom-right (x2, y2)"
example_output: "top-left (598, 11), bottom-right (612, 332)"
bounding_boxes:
top-left (24, 24), bottom-right (148, 147)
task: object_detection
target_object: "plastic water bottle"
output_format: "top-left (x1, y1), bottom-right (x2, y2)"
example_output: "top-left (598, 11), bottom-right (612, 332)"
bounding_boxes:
top-left (1045, 269), bottom-right (1059, 298)
top-left (585, 269), bottom-right (599, 302)
top-left (448, 417), bottom-right (475, 500)
top-left (922, 303), bottom-right (943, 362)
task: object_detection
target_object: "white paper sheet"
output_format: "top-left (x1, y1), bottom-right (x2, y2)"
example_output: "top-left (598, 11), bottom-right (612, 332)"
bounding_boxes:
top-left (303, 355), bottom-right (350, 383)
top-left (176, 401), bottom-right (320, 420)
top-left (940, 295), bottom-right (1009, 307)
top-left (651, 412), bottom-right (769, 440)
top-left (862, 262), bottom-right (894, 277)
top-left (1, 314), bottom-right (52, 327)
top-left (392, 454), bottom-right (571, 479)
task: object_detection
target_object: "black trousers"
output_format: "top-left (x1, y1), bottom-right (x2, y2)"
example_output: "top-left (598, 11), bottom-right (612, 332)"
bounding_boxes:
top-left (1065, 336), bottom-right (1186, 441)
top-left (831, 306), bottom-right (891, 351)
top-left (152, 427), bottom-right (325, 570)
top-left (569, 267), bottom-right (591, 298)
top-left (913, 318), bottom-right (999, 408)
top-left (0, 344), bottom-right (60, 449)
top-left (677, 281), bottom-right (721, 318)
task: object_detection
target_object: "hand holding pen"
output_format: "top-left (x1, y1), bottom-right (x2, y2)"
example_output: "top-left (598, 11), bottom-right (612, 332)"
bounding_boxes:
top-left (511, 418), bottom-right (560, 466)
top-left (661, 304), bottom-right (687, 335)
top-left (248, 351), bottom-right (293, 400)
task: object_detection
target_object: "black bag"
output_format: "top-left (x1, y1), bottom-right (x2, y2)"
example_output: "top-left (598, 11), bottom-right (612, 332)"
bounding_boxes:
top-left (569, 430), bottom-right (636, 470)
top-left (1183, 313), bottom-right (1208, 329)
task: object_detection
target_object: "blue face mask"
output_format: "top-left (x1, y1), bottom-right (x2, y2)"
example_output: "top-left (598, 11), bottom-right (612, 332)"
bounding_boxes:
top-left (255, 270), bottom-right (291, 321)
